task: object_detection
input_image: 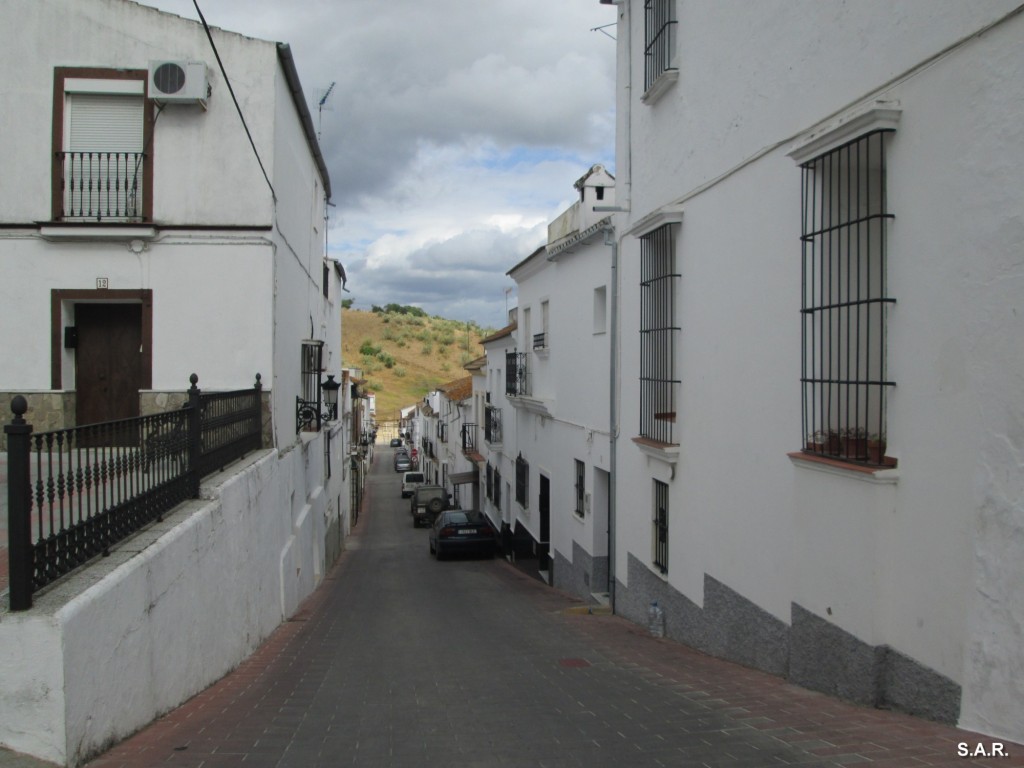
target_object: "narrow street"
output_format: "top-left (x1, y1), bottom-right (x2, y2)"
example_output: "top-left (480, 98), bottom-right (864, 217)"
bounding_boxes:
top-left (54, 445), bottom-right (1022, 768)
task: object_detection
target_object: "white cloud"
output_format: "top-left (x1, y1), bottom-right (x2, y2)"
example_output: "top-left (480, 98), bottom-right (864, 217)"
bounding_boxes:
top-left (137, 0), bottom-right (616, 327)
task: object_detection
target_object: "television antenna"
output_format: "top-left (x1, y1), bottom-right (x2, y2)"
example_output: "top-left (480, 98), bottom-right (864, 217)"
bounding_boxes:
top-left (317, 81), bottom-right (336, 141)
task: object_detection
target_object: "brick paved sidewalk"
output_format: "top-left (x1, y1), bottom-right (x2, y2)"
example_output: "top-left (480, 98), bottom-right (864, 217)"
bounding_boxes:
top-left (73, 559), bottom-right (1022, 768)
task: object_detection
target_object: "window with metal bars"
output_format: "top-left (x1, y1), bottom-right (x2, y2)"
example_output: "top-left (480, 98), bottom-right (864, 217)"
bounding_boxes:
top-left (644, 0), bottom-right (677, 92)
top-left (652, 479), bottom-right (669, 574)
top-left (515, 453), bottom-right (529, 508)
top-left (574, 459), bottom-right (585, 518)
top-left (297, 340), bottom-right (324, 432)
top-left (639, 224), bottom-right (680, 444)
top-left (800, 129), bottom-right (896, 466)
top-left (494, 467), bottom-right (502, 510)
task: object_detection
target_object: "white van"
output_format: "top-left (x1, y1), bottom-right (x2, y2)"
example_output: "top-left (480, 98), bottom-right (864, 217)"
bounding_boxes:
top-left (401, 471), bottom-right (425, 498)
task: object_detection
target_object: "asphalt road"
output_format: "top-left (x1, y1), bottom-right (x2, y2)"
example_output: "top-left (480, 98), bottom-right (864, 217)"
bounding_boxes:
top-left (48, 445), bottom-right (1021, 767)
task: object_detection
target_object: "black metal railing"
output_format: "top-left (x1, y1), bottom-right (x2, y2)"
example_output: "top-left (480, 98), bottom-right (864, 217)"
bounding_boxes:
top-left (653, 479), bottom-right (668, 574)
top-left (461, 423), bottom-right (477, 454)
top-left (506, 352), bottom-right (529, 397)
top-left (58, 151), bottom-right (146, 220)
top-left (5, 373), bottom-right (263, 610)
top-left (484, 405), bottom-right (502, 444)
top-left (532, 332), bottom-right (547, 349)
top-left (639, 224), bottom-right (680, 445)
top-left (644, 0), bottom-right (677, 91)
top-left (799, 129), bottom-right (895, 467)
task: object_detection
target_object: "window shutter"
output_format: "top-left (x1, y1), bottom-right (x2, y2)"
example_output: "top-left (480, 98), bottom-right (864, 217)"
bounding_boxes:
top-left (67, 94), bottom-right (143, 152)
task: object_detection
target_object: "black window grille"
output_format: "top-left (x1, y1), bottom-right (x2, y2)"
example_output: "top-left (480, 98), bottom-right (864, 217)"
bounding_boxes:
top-left (800, 129), bottom-right (896, 466)
top-left (296, 340), bottom-right (324, 432)
top-left (639, 224), bottom-right (680, 444)
top-left (515, 453), bottom-right (529, 508)
top-left (322, 262), bottom-right (329, 299)
top-left (494, 467), bottom-right (502, 510)
top-left (574, 459), bottom-right (585, 518)
top-left (486, 462), bottom-right (493, 501)
top-left (506, 351), bottom-right (529, 396)
top-left (438, 422), bottom-right (448, 443)
top-left (485, 405), bottom-right (502, 444)
top-left (644, 0), bottom-right (677, 91)
top-left (653, 479), bottom-right (668, 574)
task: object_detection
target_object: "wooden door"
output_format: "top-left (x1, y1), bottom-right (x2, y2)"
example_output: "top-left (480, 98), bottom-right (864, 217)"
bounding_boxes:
top-left (75, 303), bottom-right (142, 426)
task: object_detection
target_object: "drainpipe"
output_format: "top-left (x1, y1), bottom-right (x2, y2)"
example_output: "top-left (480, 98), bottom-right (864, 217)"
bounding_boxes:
top-left (606, 226), bottom-right (619, 612)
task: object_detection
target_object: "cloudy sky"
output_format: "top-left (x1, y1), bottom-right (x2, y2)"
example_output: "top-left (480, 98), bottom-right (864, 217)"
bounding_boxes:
top-left (139, 0), bottom-right (618, 330)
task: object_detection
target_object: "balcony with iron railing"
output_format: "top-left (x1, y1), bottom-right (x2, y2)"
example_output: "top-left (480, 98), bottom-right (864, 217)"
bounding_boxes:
top-left (57, 151), bottom-right (147, 221)
top-left (484, 406), bottom-right (502, 444)
top-left (461, 423), bottom-right (477, 455)
top-left (505, 352), bottom-right (529, 397)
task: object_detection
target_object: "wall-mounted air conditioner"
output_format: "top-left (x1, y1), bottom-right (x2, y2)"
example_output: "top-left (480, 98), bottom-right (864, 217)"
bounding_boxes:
top-left (148, 60), bottom-right (209, 107)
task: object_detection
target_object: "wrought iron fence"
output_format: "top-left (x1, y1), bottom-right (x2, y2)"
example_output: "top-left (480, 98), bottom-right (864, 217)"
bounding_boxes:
top-left (505, 352), bottom-right (529, 397)
top-left (484, 405), bottom-right (502, 444)
top-left (461, 423), bottom-right (477, 454)
top-left (5, 373), bottom-right (263, 610)
top-left (58, 151), bottom-right (146, 220)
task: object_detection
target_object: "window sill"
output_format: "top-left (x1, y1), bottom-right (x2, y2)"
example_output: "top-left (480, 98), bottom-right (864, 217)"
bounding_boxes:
top-left (641, 68), bottom-right (678, 105)
top-left (39, 224), bottom-right (157, 242)
top-left (534, 346), bottom-right (550, 359)
top-left (788, 451), bottom-right (899, 484)
top-left (632, 436), bottom-right (679, 467)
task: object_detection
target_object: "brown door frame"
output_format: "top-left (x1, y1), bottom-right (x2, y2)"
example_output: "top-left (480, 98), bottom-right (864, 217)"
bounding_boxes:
top-left (51, 289), bottom-right (152, 390)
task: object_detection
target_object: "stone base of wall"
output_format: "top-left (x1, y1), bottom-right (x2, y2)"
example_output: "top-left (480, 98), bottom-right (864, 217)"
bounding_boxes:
top-left (0, 391), bottom-right (75, 451)
top-left (615, 553), bottom-right (960, 724)
top-left (553, 541), bottom-right (609, 605)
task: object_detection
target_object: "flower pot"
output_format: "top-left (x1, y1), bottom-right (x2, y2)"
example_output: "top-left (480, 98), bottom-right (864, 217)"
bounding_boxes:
top-left (867, 439), bottom-right (886, 465)
top-left (844, 435), bottom-right (868, 460)
top-left (826, 432), bottom-right (843, 456)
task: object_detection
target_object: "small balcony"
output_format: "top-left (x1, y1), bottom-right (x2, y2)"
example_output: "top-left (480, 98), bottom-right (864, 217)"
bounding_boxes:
top-left (505, 352), bottom-right (529, 397)
top-left (57, 151), bottom-right (148, 221)
top-left (484, 406), bottom-right (502, 444)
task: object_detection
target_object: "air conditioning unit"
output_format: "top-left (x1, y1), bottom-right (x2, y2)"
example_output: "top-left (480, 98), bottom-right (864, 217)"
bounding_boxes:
top-left (148, 60), bottom-right (209, 107)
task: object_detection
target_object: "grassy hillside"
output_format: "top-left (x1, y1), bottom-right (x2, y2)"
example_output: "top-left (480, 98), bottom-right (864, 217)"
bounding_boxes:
top-left (341, 308), bottom-right (494, 421)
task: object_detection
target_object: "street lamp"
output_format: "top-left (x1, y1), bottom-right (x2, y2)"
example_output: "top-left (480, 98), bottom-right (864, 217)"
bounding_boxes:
top-left (321, 374), bottom-right (341, 421)
top-left (296, 373), bottom-right (341, 432)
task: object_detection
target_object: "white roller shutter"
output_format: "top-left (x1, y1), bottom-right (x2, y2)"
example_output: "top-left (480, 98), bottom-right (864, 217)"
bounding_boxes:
top-left (64, 93), bottom-right (144, 218)
top-left (67, 93), bottom-right (143, 152)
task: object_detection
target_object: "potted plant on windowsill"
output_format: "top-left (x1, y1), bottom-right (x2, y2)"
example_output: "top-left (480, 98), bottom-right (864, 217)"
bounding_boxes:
top-left (867, 433), bottom-right (887, 464)
top-left (843, 427), bottom-right (868, 460)
top-left (826, 429), bottom-right (843, 456)
top-left (806, 430), bottom-right (827, 454)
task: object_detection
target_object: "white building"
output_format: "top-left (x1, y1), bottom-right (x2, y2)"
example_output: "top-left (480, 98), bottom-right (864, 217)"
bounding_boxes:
top-left (604, 0), bottom-right (1024, 740)
top-left (495, 166), bottom-right (616, 591)
top-left (0, 0), bottom-right (348, 763)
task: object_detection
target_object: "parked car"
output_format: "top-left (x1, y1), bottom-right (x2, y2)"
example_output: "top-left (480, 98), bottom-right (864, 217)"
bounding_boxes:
top-left (401, 471), bottom-right (425, 498)
top-left (429, 510), bottom-right (497, 560)
top-left (410, 484), bottom-right (451, 527)
top-left (394, 453), bottom-right (412, 472)
top-left (389, 437), bottom-right (403, 447)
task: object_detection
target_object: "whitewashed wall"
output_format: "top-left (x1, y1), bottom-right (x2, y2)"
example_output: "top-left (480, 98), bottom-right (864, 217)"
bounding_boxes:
top-left (0, 441), bottom-right (332, 767)
top-left (610, 0), bottom-right (1024, 740)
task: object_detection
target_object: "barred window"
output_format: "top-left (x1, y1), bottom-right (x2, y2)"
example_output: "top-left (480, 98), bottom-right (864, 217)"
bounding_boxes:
top-left (800, 129), bottom-right (895, 466)
top-left (494, 468), bottom-right (502, 510)
top-left (644, 0), bottom-right (677, 92)
top-left (297, 340), bottom-right (324, 432)
top-left (653, 479), bottom-right (669, 574)
top-left (515, 453), bottom-right (529, 508)
top-left (574, 459), bottom-right (585, 518)
top-left (486, 462), bottom-right (493, 501)
top-left (639, 224), bottom-right (680, 444)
